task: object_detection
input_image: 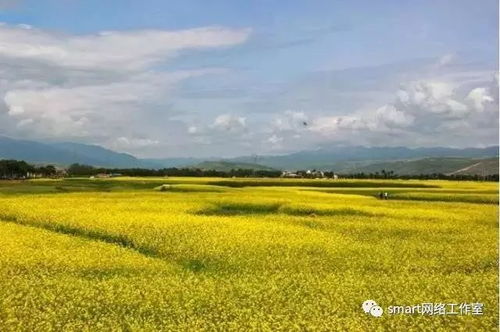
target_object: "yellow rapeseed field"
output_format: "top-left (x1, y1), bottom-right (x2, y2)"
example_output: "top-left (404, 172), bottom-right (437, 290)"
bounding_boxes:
top-left (0, 177), bottom-right (497, 331)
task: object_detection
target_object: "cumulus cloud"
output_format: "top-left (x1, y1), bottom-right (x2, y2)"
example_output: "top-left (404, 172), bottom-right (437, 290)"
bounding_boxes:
top-left (375, 105), bottom-right (414, 128)
top-left (309, 77), bottom-right (498, 146)
top-left (0, 24), bottom-right (496, 157)
top-left (187, 113), bottom-right (246, 135)
top-left (185, 113), bottom-right (250, 150)
top-left (0, 23), bottom-right (251, 151)
top-left (267, 134), bottom-right (283, 144)
top-left (212, 114), bottom-right (247, 133)
top-left (466, 87), bottom-right (494, 111)
top-left (272, 110), bottom-right (309, 131)
top-left (3, 70), bottom-right (216, 137)
top-left (394, 81), bottom-right (471, 118)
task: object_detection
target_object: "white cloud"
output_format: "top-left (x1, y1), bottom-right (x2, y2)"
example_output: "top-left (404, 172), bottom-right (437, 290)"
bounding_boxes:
top-left (16, 118), bottom-right (33, 128)
top-left (267, 134), bottom-right (283, 144)
top-left (212, 114), bottom-right (247, 133)
top-left (112, 137), bottom-right (160, 149)
top-left (0, 23), bottom-right (251, 148)
top-left (374, 104), bottom-right (414, 128)
top-left (272, 110), bottom-right (309, 131)
top-left (187, 126), bottom-right (198, 134)
top-left (0, 24), bottom-right (251, 71)
top-left (3, 70), bottom-right (217, 137)
top-left (184, 113), bottom-right (250, 150)
top-left (308, 77), bottom-right (498, 146)
top-left (395, 81), bottom-right (470, 117)
top-left (0, 21), bottom-right (496, 156)
top-left (466, 87), bottom-right (494, 111)
top-left (7, 104), bottom-right (24, 115)
top-left (437, 53), bottom-right (455, 66)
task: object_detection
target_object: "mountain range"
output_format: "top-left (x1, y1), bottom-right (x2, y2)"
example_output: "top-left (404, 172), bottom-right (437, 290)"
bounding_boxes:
top-left (232, 146), bottom-right (499, 170)
top-left (0, 136), bottom-right (498, 175)
top-left (0, 136), bottom-right (153, 168)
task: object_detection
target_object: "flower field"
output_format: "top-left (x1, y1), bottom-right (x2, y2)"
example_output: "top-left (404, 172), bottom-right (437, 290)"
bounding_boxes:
top-left (0, 177), bottom-right (497, 331)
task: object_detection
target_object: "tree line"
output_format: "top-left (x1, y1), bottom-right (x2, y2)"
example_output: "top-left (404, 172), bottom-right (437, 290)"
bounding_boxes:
top-left (67, 163), bottom-right (282, 178)
top-left (67, 164), bottom-right (499, 181)
top-left (0, 159), bottom-right (497, 181)
top-left (0, 160), bottom-right (57, 179)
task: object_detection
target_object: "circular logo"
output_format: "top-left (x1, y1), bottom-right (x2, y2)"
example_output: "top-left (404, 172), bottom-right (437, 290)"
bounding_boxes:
top-left (362, 300), bottom-right (377, 313)
top-left (370, 305), bottom-right (384, 317)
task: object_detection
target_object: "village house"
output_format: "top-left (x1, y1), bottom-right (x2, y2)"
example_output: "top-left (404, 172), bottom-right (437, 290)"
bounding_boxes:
top-left (306, 170), bottom-right (325, 178)
top-left (281, 171), bottom-right (300, 178)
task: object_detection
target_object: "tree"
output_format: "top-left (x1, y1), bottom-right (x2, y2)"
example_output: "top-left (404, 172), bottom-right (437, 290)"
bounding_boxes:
top-left (36, 165), bottom-right (57, 177)
top-left (0, 160), bottom-right (34, 179)
top-left (68, 163), bottom-right (96, 176)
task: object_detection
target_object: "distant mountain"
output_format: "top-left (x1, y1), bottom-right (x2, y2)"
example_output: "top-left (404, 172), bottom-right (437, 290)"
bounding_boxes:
top-left (337, 157), bottom-right (499, 176)
top-left (50, 142), bottom-right (155, 168)
top-left (193, 161), bottom-right (277, 172)
top-left (0, 136), bottom-right (153, 168)
top-left (231, 146), bottom-right (499, 170)
top-left (0, 136), bottom-right (497, 175)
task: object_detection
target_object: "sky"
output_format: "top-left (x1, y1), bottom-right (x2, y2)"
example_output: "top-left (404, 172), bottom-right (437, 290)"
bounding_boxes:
top-left (0, 0), bottom-right (497, 158)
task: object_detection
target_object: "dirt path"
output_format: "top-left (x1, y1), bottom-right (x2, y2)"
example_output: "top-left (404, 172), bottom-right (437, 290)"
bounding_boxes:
top-left (446, 162), bottom-right (482, 175)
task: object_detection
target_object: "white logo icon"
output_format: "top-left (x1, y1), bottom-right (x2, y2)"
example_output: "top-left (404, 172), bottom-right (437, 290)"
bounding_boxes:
top-left (362, 300), bottom-right (384, 317)
top-left (370, 305), bottom-right (383, 317)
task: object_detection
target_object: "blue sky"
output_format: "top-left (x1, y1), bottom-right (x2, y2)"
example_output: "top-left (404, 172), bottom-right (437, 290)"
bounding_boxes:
top-left (0, 0), bottom-right (497, 157)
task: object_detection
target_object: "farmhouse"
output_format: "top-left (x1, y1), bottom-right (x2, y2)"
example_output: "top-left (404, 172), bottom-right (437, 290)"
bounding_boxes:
top-left (281, 171), bottom-right (300, 178)
top-left (306, 170), bottom-right (325, 178)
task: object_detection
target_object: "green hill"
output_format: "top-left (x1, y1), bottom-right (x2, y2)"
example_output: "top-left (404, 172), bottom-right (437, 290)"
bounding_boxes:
top-left (446, 158), bottom-right (499, 176)
top-left (338, 157), bottom-right (499, 176)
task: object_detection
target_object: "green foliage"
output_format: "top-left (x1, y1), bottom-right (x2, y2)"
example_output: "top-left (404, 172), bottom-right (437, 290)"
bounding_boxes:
top-left (0, 159), bottom-right (33, 178)
top-left (339, 157), bottom-right (499, 176)
top-left (0, 160), bottom-right (57, 179)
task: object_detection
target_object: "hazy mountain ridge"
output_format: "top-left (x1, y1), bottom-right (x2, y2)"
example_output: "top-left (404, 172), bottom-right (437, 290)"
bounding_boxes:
top-left (230, 146), bottom-right (499, 170)
top-left (0, 136), bottom-right (497, 175)
top-left (0, 136), bottom-right (154, 168)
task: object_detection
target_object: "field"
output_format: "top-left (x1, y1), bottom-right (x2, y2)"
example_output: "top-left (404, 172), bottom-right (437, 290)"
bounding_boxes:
top-left (0, 177), bottom-right (497, 331)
